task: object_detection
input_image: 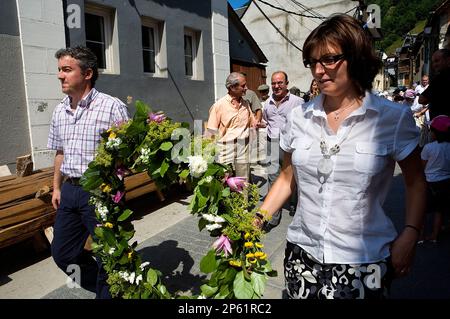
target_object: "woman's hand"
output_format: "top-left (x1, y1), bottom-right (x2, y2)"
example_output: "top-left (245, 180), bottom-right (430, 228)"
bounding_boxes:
top-left (390, 227), bottom-right (419, 277)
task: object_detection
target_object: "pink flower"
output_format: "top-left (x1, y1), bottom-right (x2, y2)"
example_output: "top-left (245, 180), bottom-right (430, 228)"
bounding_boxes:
top-left (112, 191), bottom-right (125, 203)
top-left (113, 119), bottom-right (128, 127)
top-left (225, 176), bottom-right (248, 193)
top-left (212, 235), bottom-right (232, 257)
top-left (115, 166), bottom-right (130, 181)
top-left (148, 112), bottom-right (166, 123)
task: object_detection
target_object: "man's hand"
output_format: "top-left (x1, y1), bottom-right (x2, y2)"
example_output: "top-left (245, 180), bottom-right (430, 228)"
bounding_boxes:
top-left (52, 188), bottom-right (61, 210)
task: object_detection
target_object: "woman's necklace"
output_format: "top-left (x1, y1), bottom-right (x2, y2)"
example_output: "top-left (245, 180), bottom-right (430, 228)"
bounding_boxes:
top-left (317, 120), bottom-right (356, 186)
top-left (328, 100), bottom-right (357, 121)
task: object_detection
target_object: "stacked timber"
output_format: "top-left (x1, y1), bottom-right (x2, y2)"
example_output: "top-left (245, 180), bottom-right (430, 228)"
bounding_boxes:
top-left (0, 168), bottom-right (55, 249)
top-left (0, 169), bottom-right (164, 250)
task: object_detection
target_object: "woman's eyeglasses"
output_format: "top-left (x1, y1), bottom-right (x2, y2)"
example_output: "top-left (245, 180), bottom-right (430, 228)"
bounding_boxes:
top-left (303, 54), bottom-right (345, 69)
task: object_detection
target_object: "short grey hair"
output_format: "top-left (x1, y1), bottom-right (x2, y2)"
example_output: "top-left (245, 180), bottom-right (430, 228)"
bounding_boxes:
top-left (225, 72), bottom-right (244, 89)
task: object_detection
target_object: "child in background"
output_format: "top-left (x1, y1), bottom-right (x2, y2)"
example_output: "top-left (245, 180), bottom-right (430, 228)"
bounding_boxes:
top-left (421, 115), bottom-right (450, 243)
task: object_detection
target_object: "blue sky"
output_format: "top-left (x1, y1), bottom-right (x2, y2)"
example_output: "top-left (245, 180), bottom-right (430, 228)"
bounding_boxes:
top-left (228, 0), bottom-right (249, 9)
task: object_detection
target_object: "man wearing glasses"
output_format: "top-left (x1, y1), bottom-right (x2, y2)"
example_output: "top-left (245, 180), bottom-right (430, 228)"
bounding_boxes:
top-left (262, 71), bottom-right (304, 231)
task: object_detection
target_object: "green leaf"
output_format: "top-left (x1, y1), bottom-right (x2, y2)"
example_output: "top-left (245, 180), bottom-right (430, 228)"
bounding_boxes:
top-left (214, 285), bottom-right (231, 299)
top-left (200, 249), bottom-right (218, 273)
top-left (200, 284), bottom-right (218, 297)
top-left (250, 272), bottom-right (266, 298)
top-left (160, 160), bottom-right (169, 177)
top-left (102, 228), bottom-right (116, 246)
top-left (179, 169), bottom-right (190, 179)
top-left (159, 141), bottom-right (173, 151)
top-left (117, 209), bottom-right (133, 222)
top-left (233, 271), bottom-right (254, 299)
top-left (221, 187), bottom-right (230, 197)
top-left (198, 218), bottom-right (208, 231)
top-left (135, 100), bottom-right (150, 120)
top-left (147, 268), bottom-right (158, 286)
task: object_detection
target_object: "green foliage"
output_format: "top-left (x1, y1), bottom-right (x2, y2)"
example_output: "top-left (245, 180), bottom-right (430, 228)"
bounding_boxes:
top-left (372, 0), bottom-right (444, 51)
top-left (80, 100), bottom-right (276, 299)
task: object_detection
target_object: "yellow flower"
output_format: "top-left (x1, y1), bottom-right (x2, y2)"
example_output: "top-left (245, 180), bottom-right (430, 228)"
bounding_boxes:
top-left (104, 222), bottom-right (113, 228)
top-left (229, 260), bottom-right (242, 267)
top-left (257, 253), bottom-right (267, 260)
top-left (100, 183), bottom-right (112, 193)
top-left (254, 251), bottom-right (264, 258)
top-left (128, 251), bottom-right (133, 259)
top-left (109, 131), bottom-right (117, 139)
top-left (244, 232), bottom-right (250, 240)
top-left (107, 128), bottom-right (112, 133)
top-left (244, 242), bottom-right (254, 248)
top-left (255, 242), bottom-right (264, 248)
top-left (246, 253), bottom-right (255, 259)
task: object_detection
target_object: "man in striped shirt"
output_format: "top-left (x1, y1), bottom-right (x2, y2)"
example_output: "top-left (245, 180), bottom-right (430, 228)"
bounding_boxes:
top-left (47, 46), bottom-right (129, 298)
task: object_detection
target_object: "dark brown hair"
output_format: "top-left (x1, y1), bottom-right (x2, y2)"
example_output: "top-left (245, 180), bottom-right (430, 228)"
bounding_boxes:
top-left (55, 46), bottom-right (98, 87)
top-left (302, 14), bottom-right (382, 97)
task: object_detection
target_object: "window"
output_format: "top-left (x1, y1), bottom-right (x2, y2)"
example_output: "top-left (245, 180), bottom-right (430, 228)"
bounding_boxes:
top-left (184, 31), bottom-right (195, 77)
top-left (183, 28), bottom-right (203, 80)
top-left (85, 13), bottom-right (107, 69)
top-left (85, 3), bottom-right (119, 73)
top-left (141, 17), bottom-right (166, 77)
top-left (141, 18), bottom-right (162, 74)
top-left (142, 25), bottom-right (156, 73)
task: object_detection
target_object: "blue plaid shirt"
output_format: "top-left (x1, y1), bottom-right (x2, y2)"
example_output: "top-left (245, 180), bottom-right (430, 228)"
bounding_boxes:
top-left (47, 88), bottom-right (130, 177)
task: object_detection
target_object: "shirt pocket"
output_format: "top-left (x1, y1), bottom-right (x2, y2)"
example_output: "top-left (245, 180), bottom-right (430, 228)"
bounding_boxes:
top-left (291, 138), bottom-right (313, 167)
top-left (353, 142), bottom-right (388, 175)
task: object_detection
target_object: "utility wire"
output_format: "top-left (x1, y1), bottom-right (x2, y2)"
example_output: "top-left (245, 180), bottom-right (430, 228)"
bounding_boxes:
top-left (257, 0), bottom-right (325, 19)
top-left (251, 0), bottom-right (303, 52)
top-left (280, 0), bottom-right (319, 29)
top-left (290, 0), bottom-right (324, 19)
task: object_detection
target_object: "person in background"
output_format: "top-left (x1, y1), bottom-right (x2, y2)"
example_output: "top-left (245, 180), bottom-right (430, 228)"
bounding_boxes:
top-left (257, 84), bottom-right (270, 102)
top-left (303, 79), bottom-right (321, 102)
top-left (255, 14), bottom-right (426, 299)
top-left (413, 75), bottom-right (429, 118)
top-left (419, 49), bottom-right (450, 119)
top-left (48, 46), bottom-right (130, 299)
top-left (262, 71), bottom-right (304, 231)
top-left (289, 86), bottom-right (301, 97)
top-left (420, 115), bottom-right (450, 243)
top-left (403, 89), bottom-right (416, 109)
top-left (206, 72), bottom-right (256, 180)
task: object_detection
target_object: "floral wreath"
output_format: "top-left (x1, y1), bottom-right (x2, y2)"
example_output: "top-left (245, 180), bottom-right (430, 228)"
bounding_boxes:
top-left (80, 101), bottom-right (276, 299)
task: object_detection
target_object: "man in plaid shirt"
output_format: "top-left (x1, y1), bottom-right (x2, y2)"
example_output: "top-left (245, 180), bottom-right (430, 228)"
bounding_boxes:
top-left (47, 46), bottom-right (129, 298)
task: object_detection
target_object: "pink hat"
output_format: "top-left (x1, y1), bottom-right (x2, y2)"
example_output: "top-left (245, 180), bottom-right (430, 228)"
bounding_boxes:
top-left (404, 89), bottom-right (415, 99)
top-left (430, 115), bottom-right (450, 132)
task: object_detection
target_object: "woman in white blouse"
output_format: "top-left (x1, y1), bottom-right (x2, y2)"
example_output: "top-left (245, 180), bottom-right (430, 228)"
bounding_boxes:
top-left (256, 14), bottom-right (426, 299)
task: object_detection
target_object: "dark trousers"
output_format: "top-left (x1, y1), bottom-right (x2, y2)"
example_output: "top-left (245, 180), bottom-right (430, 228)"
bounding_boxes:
top-left (51, 182), bottom-right (111, 299)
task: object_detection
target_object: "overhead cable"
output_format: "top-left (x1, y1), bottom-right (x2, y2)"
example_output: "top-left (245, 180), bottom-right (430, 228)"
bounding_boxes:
top-left (251, 0), bottom-right (303, 52)
top-left (257, 0), bottom-right (326, 19)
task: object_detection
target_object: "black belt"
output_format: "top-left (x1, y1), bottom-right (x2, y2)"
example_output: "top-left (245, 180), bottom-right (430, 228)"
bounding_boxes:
top-left (64, 177), bottom-right (81, 186)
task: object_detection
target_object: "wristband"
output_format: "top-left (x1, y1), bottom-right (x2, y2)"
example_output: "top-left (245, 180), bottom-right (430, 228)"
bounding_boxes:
top-left (255, 212), bottom-right (264, 220)
top-left (405, 224), bottom-right (421, 234)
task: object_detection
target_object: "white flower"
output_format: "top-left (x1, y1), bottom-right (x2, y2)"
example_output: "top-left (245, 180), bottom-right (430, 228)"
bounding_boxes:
top-left (95, 202), bottom-right (109, 221)
top-left (106, 137), bottom-right (122, 150)
top-left (204, 176), bottom-right (213, 183)
top-left (187, 155), bottom-right (208, 178)
top-left (202, 214), bottom-right (216, 222)
top-left (205, 223), bottom-right (222, 231)
top-left (128, 272), bottom-right (136, 284)
top-left (139, 147), bottom-right (151, 164)
top-left (135, 274), bottom-right (143, 285)
top-left (214, 216), bottom-right (226, 223)
top-left (140, 262), bottom-right (150, 270)
top-left (108, 247), bottom-right (116, 255)
top-left (197, 294), bottom-right (207, 299)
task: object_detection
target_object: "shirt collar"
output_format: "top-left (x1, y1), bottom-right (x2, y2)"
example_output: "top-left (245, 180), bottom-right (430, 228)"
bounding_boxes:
top-left (268, 92), bottom-right (291, 105)
top-left (63, 88), bottom-right (99, 112)
top-left (305, 91), bottom-right (380, 119)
